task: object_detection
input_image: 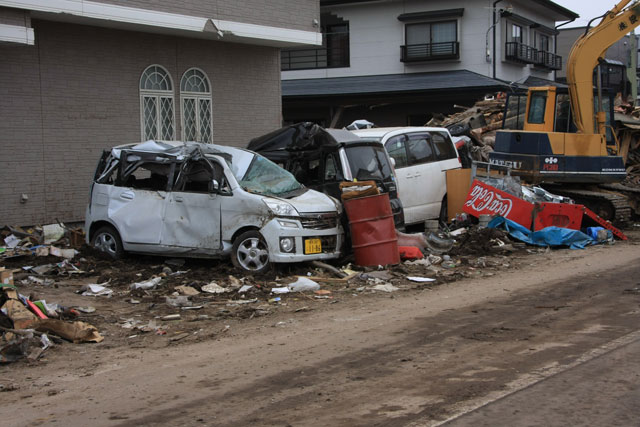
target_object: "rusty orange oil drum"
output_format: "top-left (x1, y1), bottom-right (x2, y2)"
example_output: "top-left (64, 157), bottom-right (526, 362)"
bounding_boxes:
top-left (343, 193), bottom-right (399, 266)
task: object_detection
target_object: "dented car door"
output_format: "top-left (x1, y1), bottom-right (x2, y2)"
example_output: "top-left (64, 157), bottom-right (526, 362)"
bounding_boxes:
top-left (160, 157), bottom-right (223, 252)
top-left (98, 152), bottom-right (170, 246)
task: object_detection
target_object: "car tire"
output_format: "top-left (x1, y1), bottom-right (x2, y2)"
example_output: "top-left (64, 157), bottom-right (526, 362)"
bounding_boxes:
top-left (91, 225), bottom-right (124, 259)
top-left (231, 230), bottom-right (271, 274)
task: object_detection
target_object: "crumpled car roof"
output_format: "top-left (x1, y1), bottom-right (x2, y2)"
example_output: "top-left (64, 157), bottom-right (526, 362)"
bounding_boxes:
top-left (247, 122), bottom-right (361, 161)
top-left (112, 140), bottom-right (231, 161)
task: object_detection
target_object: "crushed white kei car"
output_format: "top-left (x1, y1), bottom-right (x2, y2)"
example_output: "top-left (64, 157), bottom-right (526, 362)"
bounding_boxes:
top-left (85, 140), bottom-right (344, 273)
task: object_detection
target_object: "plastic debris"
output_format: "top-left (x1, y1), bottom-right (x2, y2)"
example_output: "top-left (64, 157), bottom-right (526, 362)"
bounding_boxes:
top-left (130, 276), bottom-right (162, 290)
top-left (201, 281), bottom-right (228, 294)
top-left (31, 264), bottom-right (56, 275)
top-left (287, 277), bottom-right (320, 292)
top-left (42, 224), bottom-right (65, 244)
top-left (80, 283), bottom-right (113, 297)
top-left (49, 246), bottom-right (77, 259)
top-left (407, 276), bottom-right (436, 283)
top-left (3, 235), bottom-right (19, 249)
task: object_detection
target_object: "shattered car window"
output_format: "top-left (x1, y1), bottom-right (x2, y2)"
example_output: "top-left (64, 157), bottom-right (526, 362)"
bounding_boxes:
top-left (126, 163), bottom-right (171, 191)
top-left (344, 145), bottom-right (393, 182)
top-left (238, 154), bottom-right (304, 197)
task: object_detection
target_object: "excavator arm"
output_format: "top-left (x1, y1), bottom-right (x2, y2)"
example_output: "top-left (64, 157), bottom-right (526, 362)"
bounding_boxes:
top-left (566, 0), bottom-right (640, 135)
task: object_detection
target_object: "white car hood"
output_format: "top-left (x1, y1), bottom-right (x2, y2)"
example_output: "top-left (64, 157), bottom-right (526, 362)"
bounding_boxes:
top-left (283, 189), bottom-right (337, 214)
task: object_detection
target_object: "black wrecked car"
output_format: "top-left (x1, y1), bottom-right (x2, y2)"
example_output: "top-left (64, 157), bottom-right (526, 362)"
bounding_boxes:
top-left (248, 123), bottom-right (404, 229)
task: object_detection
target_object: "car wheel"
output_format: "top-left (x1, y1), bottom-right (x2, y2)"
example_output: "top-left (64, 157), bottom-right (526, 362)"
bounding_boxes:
top-left (91, 225), bottom-right (124, 259)
top-left (231, 230), bottom-right (271, 274)
top-left (439, 196), bottom-right (448, 227)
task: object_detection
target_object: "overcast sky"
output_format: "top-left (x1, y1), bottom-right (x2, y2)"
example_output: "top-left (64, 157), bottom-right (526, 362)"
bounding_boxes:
top-left (552, 0), bottom-right (627, 27)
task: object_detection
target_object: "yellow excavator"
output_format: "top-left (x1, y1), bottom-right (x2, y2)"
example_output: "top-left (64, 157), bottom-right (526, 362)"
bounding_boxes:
top-left (489, 0), bottom-right (640, 223)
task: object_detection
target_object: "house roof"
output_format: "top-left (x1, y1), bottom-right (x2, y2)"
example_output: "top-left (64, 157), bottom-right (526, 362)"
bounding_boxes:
top-left (282, 70), bottom-right (509, 98)
top-left (320, 1), bottom-right (579, 20)
top-left (529, 0), bottom-right (579, 20)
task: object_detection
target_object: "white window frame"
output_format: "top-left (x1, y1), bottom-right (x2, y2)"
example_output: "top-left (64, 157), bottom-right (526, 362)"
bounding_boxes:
top-left (180, 68), bottom-right (213, 143)
top-left (139, 64), bottom-right (176, 141)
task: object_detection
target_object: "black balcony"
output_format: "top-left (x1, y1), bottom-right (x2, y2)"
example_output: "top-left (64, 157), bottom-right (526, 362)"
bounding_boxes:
top-left (505, 42), bottom-right (536, 64)
top-left (535, 50), bottom-right (562, 70)
top-left (281, 32), bottom-right (349, 71)
top-left (400, 41), bottom-right (459, 62)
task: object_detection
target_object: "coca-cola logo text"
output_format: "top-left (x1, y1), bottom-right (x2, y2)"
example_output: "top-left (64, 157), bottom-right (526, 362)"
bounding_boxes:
top-left (464, 184), bottom-right (513, 217)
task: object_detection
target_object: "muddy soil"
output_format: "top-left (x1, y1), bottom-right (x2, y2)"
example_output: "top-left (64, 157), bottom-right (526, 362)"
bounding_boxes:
top-left (1, 226), bottom-right (526, 351)
top-left (0, 229), bottom-right (639, 426)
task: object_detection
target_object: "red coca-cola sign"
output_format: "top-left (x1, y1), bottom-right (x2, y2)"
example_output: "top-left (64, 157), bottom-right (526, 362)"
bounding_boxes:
top-left (462, 179), bottom-right (533, 229)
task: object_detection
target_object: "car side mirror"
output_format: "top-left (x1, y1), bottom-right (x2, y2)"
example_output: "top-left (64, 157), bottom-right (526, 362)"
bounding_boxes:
top-left (211, 179), bottom-right (220, 193)
top-left (389, 157), bottom-right (396, 168)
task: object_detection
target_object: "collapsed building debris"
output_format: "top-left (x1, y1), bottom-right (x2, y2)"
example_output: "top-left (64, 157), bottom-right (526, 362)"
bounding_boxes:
top-left (426, 96), bottom-right (506, 165)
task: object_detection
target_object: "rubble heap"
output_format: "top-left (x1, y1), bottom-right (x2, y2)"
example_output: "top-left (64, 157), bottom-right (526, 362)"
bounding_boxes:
top-left (426, 96), bottom-right (506, 164)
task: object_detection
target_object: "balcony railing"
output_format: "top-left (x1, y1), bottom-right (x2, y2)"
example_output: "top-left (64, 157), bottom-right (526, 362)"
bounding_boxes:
top-left (505, 42), bottom-right (536, 64)
top-left (281, 32), bottom-right (349, 71)
top-left (535, 50), bottom-right (562, 70)
top-left (400, 41), bottom-right (459, 62)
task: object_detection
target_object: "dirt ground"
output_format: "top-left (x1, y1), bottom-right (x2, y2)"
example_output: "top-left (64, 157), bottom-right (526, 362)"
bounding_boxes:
top-left (1, 227), bottom-right (639, 426)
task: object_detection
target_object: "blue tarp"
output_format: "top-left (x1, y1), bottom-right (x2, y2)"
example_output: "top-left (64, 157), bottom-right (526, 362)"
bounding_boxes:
top-left (488, 217), bottom-right (595, 249)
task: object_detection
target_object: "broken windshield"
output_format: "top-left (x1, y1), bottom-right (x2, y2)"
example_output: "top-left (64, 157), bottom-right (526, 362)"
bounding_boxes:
top-left (345, 145), bottom-right (393, 182)
top-left (237, 153), bottom-right (304, 197)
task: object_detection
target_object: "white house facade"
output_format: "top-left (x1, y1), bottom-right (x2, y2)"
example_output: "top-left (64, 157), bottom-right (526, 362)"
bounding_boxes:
top-left (281, 0), bottom-right (578, 127)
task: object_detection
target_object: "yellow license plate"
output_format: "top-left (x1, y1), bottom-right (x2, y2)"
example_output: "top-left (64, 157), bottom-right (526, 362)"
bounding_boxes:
top-left (304, 238), bottom-right (322, 254)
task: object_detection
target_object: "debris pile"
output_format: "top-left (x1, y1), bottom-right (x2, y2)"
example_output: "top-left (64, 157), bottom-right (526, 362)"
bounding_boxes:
top-left (1, 282), bottom-right (103, 364)
top-left (0, 202), bottom-right (625, 364)
top-left (1, 223), bottom-right (84, 262)
top-left (426, 95), bottom-right (506, 164)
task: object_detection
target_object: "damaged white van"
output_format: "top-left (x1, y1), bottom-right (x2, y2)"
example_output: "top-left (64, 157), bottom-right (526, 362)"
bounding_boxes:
top-left (85, 141), bottom-right (344, 273)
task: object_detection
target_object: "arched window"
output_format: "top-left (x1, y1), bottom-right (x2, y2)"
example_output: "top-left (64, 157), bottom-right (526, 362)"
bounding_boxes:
top-left (140, 65), bottom-right (175, 140)
top-left (180, 68), bottom-right (212, 143)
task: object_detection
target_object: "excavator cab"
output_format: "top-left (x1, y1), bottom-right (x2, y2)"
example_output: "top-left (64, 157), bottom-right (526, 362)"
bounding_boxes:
top-left (490, 86), bottom-right (624, 184)
top-left (502, 86), bottom-right (613, 139)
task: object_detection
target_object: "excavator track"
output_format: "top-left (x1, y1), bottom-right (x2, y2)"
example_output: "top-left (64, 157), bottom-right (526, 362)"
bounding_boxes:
top-left (542, 185), bottom-right (632, 226)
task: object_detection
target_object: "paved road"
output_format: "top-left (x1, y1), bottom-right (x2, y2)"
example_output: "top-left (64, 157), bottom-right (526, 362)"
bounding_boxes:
top-left (445, 334), bottom-right (640, 426)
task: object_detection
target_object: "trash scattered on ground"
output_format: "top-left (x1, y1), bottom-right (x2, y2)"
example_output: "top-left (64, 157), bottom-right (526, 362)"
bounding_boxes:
top-left (166, 295), bottom-right (193, 308)
top-left (201, 282), bottom-right (228, 294)
top-left (130, 277), bottom-right (162, 290)
top-left (175, 285), bottom-right (200, 296)
top-left (287, 277), bottom-right (320, 292)
top-left (35, 319), bottom-right (103, 343)
top-left (80, 283), bottom-right (113, 297)
top-left (238, 285), bottom-right (253, 293)
top-left (0, 212), bottom-right (631, 364)
top-left (407, 276), bottom-right (436, 283)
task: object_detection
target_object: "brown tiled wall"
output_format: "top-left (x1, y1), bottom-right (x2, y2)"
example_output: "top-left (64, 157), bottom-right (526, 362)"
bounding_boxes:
top-left (0, 20), bottom-right (282, 225)
top-left (90, 0), bottom-right (319, 32)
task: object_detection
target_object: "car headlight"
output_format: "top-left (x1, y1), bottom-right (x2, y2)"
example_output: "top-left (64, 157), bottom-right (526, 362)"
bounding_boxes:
top-left (263, 199), bottom-right (299, 217)
top-left (279, 237), bottom-right (295, 253)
